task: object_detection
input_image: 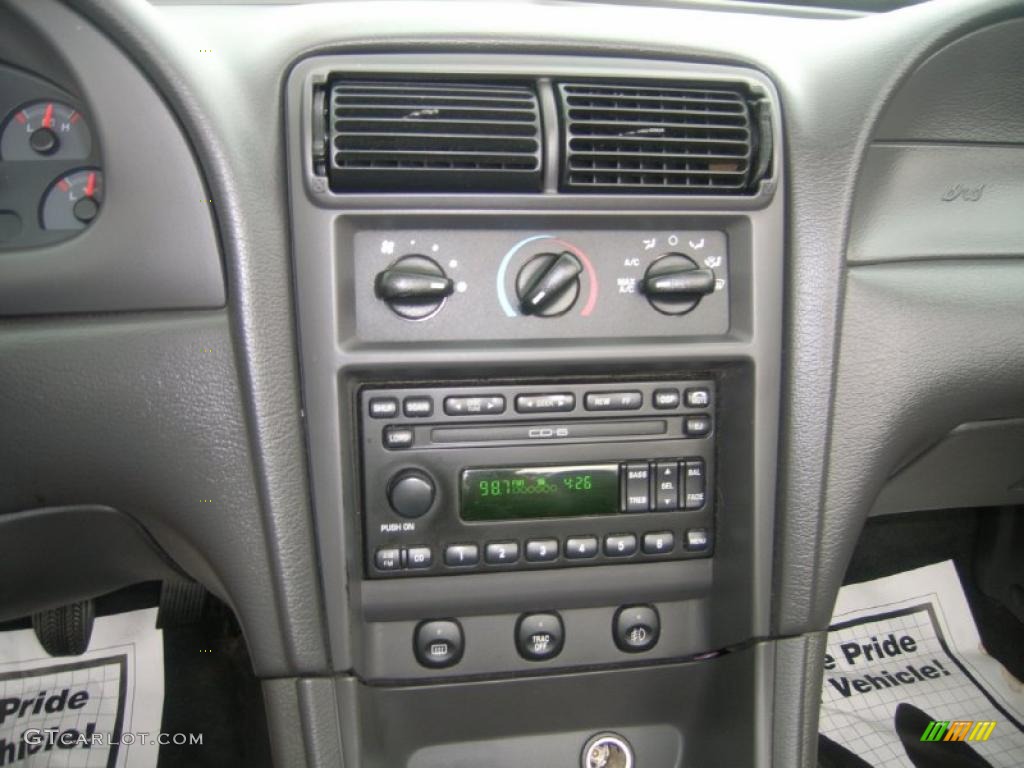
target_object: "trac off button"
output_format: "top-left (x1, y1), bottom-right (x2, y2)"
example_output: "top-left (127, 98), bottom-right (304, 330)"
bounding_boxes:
top-left (414, 619), bottom-right (464, 668)
top-left (614, 605), bottom-right (660, 653)
top-left (516, 612), bottom-right (564, 661)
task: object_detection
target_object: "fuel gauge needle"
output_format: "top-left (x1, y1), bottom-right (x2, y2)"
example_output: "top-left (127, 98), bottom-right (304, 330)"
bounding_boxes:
top-left (84, 171), bottom-right (97, 198)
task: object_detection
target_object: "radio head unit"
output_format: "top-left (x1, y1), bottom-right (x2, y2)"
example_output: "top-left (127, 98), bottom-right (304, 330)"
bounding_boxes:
top-left (358, 379), bottom-right (716, 578)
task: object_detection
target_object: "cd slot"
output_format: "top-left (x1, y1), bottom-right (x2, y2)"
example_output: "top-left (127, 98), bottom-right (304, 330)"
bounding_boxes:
top-left (430, 418), bottom-right (668, 446)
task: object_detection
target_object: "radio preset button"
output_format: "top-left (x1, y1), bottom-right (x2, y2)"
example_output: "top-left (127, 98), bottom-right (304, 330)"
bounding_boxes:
top-left (614, 605), bottom-right (660, 653)
top-left (684, 414), bottom-right (712, 437)
top-left (375, 548), bottom-right (401, 571)
top-left (584, 391), bottom-right (642, 411)
top-left (444, 544), bottom-right (480, 567)
top-left (685, 388), bottom-right (711, 408)
top-left (683, 459), bottom-right (706, 510)
top-left (653, 388), bottom-right (680, 409)
top-left (444, 395), bottom-right (505, 416)
top-left (516, 613), bottom-right (564, 661)
top-left (604, 533), bottom-right (638, 557)
top-left (642, 532), bottom-right (675, 555)
top-left (485, 541), bottom-right (520, 564)
top-left (654, 461), bottom-right (680, 510)
top-left (368, 397), bottom-right (399, 419)
top-left (403, 397), bottom-right (434, 418)
top-left (525, 539), bottom-right (559, 562)
top-left (565, 536), bottom-right (599, 559)
top-left (388, 470), bottom-right (435, 518)
top-left (383, 426), bottom-right (414, 450)
top-left (623, 462), bottom-right (652, 512)
top-left (406, 546), bottom-right (433, 569)
top-left (514, 393), bottom-right (575, 413)
top-left (685, 528), bottom-right (711, 552)
top-left (414, 619), bottom-right (463, 668)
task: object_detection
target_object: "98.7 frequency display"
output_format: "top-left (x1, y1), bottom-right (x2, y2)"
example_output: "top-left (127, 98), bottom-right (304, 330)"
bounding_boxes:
top-left (460, 464), bottom-right (619, 521)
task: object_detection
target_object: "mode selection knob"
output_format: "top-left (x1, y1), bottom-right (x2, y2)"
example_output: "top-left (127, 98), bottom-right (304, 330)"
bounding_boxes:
top-left (387, 469), bottom-right (436, 519)
top-left (374, 255), bottom-right (453, 320)
top-left (515, 251), bottom-right (583, 317)
top-left (640, 253), bottom-right (715, 315)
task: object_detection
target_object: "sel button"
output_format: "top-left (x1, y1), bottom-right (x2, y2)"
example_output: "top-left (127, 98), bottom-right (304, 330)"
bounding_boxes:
top-left (516, 613), bottom-right (564, 661)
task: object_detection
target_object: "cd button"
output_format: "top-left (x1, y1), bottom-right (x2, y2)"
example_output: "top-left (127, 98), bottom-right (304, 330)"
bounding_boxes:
top-left (514, 393), bottom-right (575, 413)
top-left (444, 544), bottom-right (479, 567)
top-left (642, 531), bottom-right (675, 555)
top-left (584, 391), bottom-right (643, 411)
top-left (604, 533), bottom-right (638, 557)
top-left (368, 397), bottom-right (399, 418)
top-left (485, 541), bottom-right (520, 564)
top-left (525, 539), bottom-right (559, 562)
top-left (406, 546), bottom-right (433, 569)
top-left (565, 536), bottom-right (598, 559)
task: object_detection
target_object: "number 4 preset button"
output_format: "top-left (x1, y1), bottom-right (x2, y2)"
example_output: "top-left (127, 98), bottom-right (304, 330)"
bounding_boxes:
top-left (565, 536), bottom-right (598, 559)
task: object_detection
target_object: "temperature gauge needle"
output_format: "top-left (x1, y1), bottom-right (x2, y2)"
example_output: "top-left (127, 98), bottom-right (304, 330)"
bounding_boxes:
top-left (84, 172), bottom-right (97, 199)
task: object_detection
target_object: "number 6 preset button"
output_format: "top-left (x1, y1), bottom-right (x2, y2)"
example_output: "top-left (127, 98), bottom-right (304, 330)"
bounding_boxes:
top-left (485, 541), bottom-right (520, 564)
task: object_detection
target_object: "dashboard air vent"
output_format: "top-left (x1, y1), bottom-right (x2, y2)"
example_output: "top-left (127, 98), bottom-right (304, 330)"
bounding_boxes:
top-left (557, 82), bottom-right (765, 194)
top-left (327, 80), bottom-right (543, 193)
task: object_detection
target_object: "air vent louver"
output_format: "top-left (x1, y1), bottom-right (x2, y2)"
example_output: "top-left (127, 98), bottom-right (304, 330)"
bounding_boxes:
top-left (328, 80), bottom-right (543, 193)
top-left (557, 82), bottom-right (762, 194)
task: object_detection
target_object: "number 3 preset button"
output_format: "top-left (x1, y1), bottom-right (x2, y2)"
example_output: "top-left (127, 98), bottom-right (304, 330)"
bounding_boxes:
top-left (525, 539), bottom-right (559, 562)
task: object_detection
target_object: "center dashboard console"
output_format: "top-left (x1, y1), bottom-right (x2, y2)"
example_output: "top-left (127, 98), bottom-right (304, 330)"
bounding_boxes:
top-left (286, 52), bottom-right (784, 765)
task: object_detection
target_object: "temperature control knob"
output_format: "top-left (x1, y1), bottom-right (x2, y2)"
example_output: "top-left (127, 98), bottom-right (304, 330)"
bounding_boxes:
top-left (387, 469), bottom-right (436, 519)
top-left (641, 253), bottom-right (715, 315)
top-left (515, 251), bottom-right (582, 317)
top-left (374, 255), bottom-right (453, 320)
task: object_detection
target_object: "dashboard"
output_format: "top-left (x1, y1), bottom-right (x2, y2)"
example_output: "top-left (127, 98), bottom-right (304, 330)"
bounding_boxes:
top-left (1, 0), bottom-right (1022, 766)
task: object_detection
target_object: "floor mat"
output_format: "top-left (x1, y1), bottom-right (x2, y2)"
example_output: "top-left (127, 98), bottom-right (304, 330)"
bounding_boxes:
top-left (820, 561), bottom-right (1024, 767)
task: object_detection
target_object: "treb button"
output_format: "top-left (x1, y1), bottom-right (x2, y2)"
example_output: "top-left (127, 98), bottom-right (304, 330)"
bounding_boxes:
top-left (622, 462), bottom-right (651, 512)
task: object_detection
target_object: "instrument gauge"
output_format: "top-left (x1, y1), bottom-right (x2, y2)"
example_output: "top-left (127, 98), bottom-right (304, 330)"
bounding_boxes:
top-left (1, 100), bottom-right (92, 160)
top-left (40, 169), bottom-right (103, 230)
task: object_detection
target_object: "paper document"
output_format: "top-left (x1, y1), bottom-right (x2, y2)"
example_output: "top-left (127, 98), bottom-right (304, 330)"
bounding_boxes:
top-left (0, 608), bottom-right (164, 768)
top-left (820, 560), bottom-right (1024, 767)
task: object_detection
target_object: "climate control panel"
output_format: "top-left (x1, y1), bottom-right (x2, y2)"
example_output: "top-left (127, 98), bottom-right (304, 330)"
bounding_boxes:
top-left (353, 228), bottom-right (729, 341)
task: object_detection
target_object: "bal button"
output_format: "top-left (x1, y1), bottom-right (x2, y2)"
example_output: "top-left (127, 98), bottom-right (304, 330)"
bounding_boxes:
top-left (614, 605), bottom-right (660, 653)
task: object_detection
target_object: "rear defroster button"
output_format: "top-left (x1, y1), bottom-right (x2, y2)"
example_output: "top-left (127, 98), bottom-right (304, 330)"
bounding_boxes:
top-left (414, 619), bottom-right (463, 668)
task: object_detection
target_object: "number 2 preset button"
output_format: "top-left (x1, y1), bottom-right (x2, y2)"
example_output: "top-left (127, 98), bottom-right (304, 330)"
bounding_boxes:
top-left (485, 541), bottom-right (520, 564)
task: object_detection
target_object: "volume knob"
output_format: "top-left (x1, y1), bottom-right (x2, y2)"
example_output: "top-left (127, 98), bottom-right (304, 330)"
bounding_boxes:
top-left (387, 469), bottom-right (436, 519)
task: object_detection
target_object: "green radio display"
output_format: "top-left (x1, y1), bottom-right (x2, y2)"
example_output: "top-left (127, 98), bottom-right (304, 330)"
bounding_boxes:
top-left (460, 464), bottom-right (619, 521)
